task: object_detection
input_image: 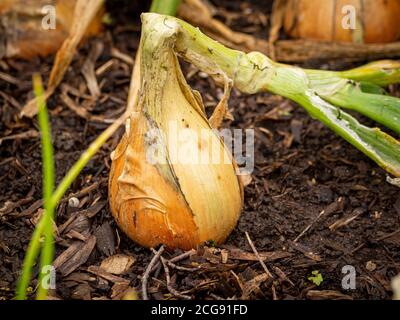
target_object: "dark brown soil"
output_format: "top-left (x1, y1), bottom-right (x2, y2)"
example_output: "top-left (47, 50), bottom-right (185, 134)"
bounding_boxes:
top-left (1, 0), bottom-right (399, 300)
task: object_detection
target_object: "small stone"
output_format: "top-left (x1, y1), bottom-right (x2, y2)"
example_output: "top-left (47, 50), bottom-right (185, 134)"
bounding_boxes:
top-left (68, 197), bottom-right (80, 208)
top-left (366, 261), bottom-right (377, 272)
top-left (198, 71), bottom-right (208, 78)
top-left (373, 211), bottom-right (382, 219)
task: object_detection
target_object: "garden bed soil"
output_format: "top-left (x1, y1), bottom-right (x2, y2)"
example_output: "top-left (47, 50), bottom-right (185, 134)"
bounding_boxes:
top-left (0, 0), bottom-right (399, 300)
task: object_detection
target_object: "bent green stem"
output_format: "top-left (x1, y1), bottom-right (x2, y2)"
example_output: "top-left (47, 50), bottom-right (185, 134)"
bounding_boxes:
top-left (150, 0), bottom-right (181, 16)
top-left (141, 13), bottom-right (400, 177)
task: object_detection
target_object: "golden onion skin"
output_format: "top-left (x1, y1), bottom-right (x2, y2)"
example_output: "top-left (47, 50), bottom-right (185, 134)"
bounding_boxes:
top-left (109, 103), bottom-right (244, 250)
top-left (109, 15), bottom-right (243, 250)
top-left (109, 112), bottom-right (202, 250)
top-left (284, 0), bottom-right (400, 44)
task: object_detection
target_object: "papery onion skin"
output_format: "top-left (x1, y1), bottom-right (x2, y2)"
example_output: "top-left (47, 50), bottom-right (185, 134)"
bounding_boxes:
top-left (109, 14), bottom-right (243, 250)
top-left (109, 113), bottom-right (202, 250)
top-left (283, 0), bottom-right (400, 44)
top-left (109, 107), bottom-right (244, 250)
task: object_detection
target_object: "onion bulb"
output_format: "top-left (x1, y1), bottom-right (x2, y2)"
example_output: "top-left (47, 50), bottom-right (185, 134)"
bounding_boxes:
top-left (283, 0), bottom-right (400, 43)
top-left (109, 15), bottom-right (243, 250)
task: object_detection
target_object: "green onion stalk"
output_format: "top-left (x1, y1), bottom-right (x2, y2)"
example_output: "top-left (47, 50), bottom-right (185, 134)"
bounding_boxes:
top-left (141, 13), bottom-right (400, 178)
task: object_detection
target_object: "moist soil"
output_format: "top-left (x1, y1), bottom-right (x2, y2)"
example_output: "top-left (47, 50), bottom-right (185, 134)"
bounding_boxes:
top-left (0, 0), bottom-right (399, 300)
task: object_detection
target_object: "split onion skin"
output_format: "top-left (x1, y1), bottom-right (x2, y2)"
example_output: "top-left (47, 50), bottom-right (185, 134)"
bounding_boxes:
top-left (284, 0), bottom-right (400, 44)
top-left (109, 112), bottom-right (201, 250)
top-left (109, 109), bottom-right (244, 250)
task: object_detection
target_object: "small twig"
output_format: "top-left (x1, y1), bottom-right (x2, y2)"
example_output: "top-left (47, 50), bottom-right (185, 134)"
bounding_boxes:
top-left (271, 283), bottom-right (277, 300)
top-left (350, 243), bottom-right (365, 255)
top-left (153, 262), bottom-right (163, 279)
top-left (150, 249), bottom-right (196, 273)
top-left (288, 240), bottom-right (322, 261)
top-left (329, 212), bottom-right (362, 231)
top-left (294, 197), bottom-right (344, 242)
top-left (170, 249), bottom-right (197, 263)
top-left (166, 260), bottom-right (201, 272)
top-left (375, 228), bottom-right (400, 242)
top-left (209, 293), bottom-right (224, 300)
top-left (245, 232), bottom-right (273, 278)
top-left (160, 256), bottom-right (191, 300)
top-left (142, 245), bottom-right (164, 300)
top-left (273, 266), bottom-right (294, 286)
top-left (294, 209), bottom-right (326, 243)
top-left (230, 270), bottom-right (244, 292)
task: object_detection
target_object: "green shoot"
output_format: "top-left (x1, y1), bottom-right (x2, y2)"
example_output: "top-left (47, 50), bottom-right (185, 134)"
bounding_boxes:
top-left (16, 97), bottom-right (126, 300)
top-left (16, 217), bottom-right (48, 299)
top-left (150, 0), bottom-right (181, 16)
top-left (142, 13), bottom-right (400, 177)
top-left (16, 74), bottom-right (55, 300)
top-left (34, 74), bottom-right (56, 300)
top-left (308, 270), bottom-right (324, 286)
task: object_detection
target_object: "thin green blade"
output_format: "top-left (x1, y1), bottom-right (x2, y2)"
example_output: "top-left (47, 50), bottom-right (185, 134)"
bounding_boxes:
top-left (319, 81), bottom-right (400, 135)
top-left (297, 91), bottom-right (400, 177)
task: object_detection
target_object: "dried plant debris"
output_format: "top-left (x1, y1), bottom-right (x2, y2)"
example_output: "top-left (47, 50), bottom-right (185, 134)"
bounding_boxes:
top-left (94, 222), bottom-right (116, 257)
top-left (0, 0), bottom-right (103, 60)
top-left (53, 235), bottom-right (97, 276)
top-left (19, 0), bottom-right (105, 118)
top-left (100, 254), bottom-right (135, 275)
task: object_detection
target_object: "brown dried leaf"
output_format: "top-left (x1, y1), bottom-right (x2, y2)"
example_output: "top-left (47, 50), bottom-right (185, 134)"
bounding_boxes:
top-left (240, 173), bottom-right (253, 188)
top-left (20, 0), bottom-right (104, 118)
top-left (209, 77), bottom-right (232, 128)
top-left (81, 41), bottom-right (103, 98)
top-left (0, 129), bottom-right (38, 145)
top-left (225, 246), bottom-right (292, 262)
top-left (71, 283), bottom-right (93, 300)
top-left (111, 282), bottom-right (131, 300)
top-left (240, 273), bottom-right (269, 299)
top-left (87, 265), bottom-right (129, 284)
top-left (48, 0), bottom-right (104, 91)
top-left (82, 200), bottom-right (107, 218)
top-left (63, 214), bottom-right (91, 236)
top-left (94, 222), bottom-right (116, 256)
top-left (288, 241), bottom-right (322, 261)
top-left (269, 0), bottom-right (287, 60)
top-left (53, 235), bottom-right (97, 276)
top-left (306, 290), bottom-right (353, 300)
top-left (100, 254), bottom-right (135, 275)
top-left (178, 0), bottom-right (267, 54)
